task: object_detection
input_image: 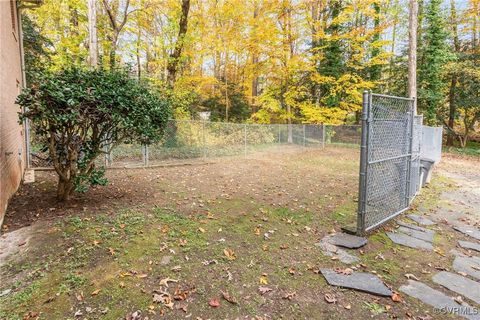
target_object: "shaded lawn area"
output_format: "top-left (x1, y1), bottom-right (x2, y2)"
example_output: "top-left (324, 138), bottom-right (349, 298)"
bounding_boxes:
top-left (0, 147), bottom-right (453, 319)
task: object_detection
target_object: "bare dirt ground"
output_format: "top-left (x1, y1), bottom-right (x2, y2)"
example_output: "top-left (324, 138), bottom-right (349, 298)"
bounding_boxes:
top-left (0, 147), bottom-right (478, 320)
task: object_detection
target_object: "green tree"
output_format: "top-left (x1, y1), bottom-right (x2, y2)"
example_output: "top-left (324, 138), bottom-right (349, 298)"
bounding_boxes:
top-left (17, 68), bottom-right (171, 201)
top-left (418, 0), bottom-right (453, 125)
top-left (22, 16), bottom-right (52, 84)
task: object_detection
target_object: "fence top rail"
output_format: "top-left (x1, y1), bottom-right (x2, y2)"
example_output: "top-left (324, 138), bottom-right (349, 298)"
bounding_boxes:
top-left (169, 119), bottom-right (361, 127)
top-left (371, 92), bottom-right (415, 102)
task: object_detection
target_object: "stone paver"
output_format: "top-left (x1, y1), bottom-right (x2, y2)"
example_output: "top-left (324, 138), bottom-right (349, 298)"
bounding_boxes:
top-left (397, 221), bottom-right (435, 235)
top-left (407, 214), bottom-right (436, 226)
top-left (324, 233), bottom-right (367, 249)
top-left (452, 256), bottom-right (480, 281)
top-left (397, 226), bottom-right (434, 243)
top-left (320, 268), bottom-right (392, 297)
top-left (459, 240), bottom-right (480, 253)
top-left (399, 280), bottom-right (480, 320)
top-left (454, 226), bottom-right (480, 241)
top-left (386, 232), bottom-right (433, 251)
top-left (315, 241), bottom-right (359, 264)
top-left (432, 271), bottom-right (480, 304)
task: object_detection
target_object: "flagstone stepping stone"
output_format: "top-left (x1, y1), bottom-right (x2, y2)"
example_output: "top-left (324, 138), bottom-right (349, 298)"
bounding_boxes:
top-left (386, 232), bottom-right (433, 251)
top-left (399, 280), bottom-right (480, 320)
top-left (315, 241), bottom-right (359, 264)
top-left (407, 214), bottom-right (436, 226)
top-left (459, 240), bottom-right (480, 253)
top-left (320, 268), bottom-right (392, 297)
top-left (324, 233), bottom-right (368, 249)
top-left (397, 226), bottom-right (435, 243)
top-left (432, 271), bottom-right (480, 304)
top-left (397, 221), bottom-right (435, 235)
top-left (453, 256), bottom-right (480, 281)
top-left (454, 226), bottom-right (480, 241)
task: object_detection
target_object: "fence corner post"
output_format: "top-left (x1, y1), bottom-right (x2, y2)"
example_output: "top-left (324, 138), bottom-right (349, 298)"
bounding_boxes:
top-left (356, 90), bottom-right (370, 235)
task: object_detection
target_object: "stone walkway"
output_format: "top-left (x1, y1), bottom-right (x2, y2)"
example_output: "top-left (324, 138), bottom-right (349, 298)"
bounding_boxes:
top-left (395, 160), bottom-right (480, 319)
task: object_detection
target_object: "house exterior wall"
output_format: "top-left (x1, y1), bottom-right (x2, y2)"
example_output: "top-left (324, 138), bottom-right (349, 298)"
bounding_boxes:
top-left (0, 0), bottom-right (26, 227)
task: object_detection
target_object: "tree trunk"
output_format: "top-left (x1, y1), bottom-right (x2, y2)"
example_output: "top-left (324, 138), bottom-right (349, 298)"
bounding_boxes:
top-left (408, 0), bottom-right (418, 112)
top-left (110, 35), bottom-right (117, 69)
top-left (447, 75), bottom-right (457, 146)
top-left (447, 0), bottom-right (459, 146)
top-left (87, 0), bottom-right (98, 67)
top-left (136, 29), bottom-right (141, 79)
top-left (167, 0), bottom-right (191, 88)
top-left (57, 177), bottom-right (75, 201)
top-left (251, 5), bottom-right (259, 108)
top-left (287, 104), bottom-right (293, 144)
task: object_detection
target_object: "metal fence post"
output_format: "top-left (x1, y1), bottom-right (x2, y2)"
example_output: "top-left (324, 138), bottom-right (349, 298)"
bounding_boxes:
top-left (278, 124), bottom-right (281, 143)
top-left (303, 124), bottom-right (306, 148)
top-left (356, 90), bottom-right (370, 235)
top-left (405, 99), bottom-right (415, 206)
top-left (104, 143), bottom-right (111, 167)
top-left (244, 123), bottom-right (247, 157)
top-left (144, 144), bottom-right (149, 167)
top-left (202, 120), bottom-right (206, 159)
top-left (322, 124), bottom-right (326, 149)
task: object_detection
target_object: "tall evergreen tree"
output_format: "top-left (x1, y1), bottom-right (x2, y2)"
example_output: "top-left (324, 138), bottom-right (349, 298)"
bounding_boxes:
top-left (418, 0), bottom-right (453, 124)
top-left (317, 0), bottom-right (345, 107)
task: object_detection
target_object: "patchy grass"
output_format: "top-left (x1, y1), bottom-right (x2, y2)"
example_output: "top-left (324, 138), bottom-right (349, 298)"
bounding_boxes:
top-left (0, 147), bottom-right (471, 319)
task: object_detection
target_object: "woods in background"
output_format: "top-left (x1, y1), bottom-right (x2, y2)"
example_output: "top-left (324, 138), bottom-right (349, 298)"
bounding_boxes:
top-left (23, 0), bottom-right (480, 147)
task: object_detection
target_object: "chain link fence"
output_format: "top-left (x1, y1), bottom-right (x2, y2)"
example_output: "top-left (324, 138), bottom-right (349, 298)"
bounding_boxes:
top-left (27, 120), bottom-right (361, 169)
top-left (356, 92), bottom-right (422, 234)
top-left (26, 92), bottom-right (432, 234)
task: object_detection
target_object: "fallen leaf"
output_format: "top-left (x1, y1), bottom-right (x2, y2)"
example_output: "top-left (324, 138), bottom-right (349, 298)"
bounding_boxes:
top-left (324, 293), bottom-right (337, 304)
top-left (108, 247), bottom-right (115, 256)
top-left (258, 286), bottom-right (273, 295)
top-left (222, 291), bottom-right (237, 304)
top-left (259, 275), bottom-right (268, 285)
top-left (405, 273), bottom-right (419, 281)
top-left (209, 298), bottom-right (220, 308)
top-left (91, 289), bottom-right (101, 296)
top-left (75, 292), bottom-right (84, 301)
top-left (159, 277), bottom-right (178, 287)
top-left (173, 286), bottom-right (190, 301)
top-left (391, 292), bottom-right (402, 302)
top-left (335, 268), bottom-right (353, 275)
top-left (283, 291), bottom-right (296, 300)
top-left (198, 227), bottom-right (206, 233)
top-left (224, 248), bottom-right (236, 261)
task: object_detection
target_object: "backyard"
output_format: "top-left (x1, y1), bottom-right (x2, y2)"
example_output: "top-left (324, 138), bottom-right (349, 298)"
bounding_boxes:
top-left (1, 146), bottom-right (479, 319)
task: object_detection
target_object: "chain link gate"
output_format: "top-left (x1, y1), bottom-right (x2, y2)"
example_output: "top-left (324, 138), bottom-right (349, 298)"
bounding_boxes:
top-left (356, 91), bottom-right (417, 234)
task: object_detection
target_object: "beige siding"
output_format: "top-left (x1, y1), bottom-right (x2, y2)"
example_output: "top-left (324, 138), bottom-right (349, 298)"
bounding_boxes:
top-left (0, 0), bottom-right (26, 226)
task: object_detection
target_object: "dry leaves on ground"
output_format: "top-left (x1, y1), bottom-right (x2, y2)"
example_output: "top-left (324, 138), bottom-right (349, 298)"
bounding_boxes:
top-left (324, 293), bottom-right (337, 304)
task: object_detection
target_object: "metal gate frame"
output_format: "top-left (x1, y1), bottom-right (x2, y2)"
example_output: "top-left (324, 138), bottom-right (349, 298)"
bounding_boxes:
top-left (357, 91), bottom-right (417, 234)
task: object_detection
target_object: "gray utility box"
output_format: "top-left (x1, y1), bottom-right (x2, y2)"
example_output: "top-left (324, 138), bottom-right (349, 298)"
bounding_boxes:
top-left (420, 158), bottom-right (435, 187)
